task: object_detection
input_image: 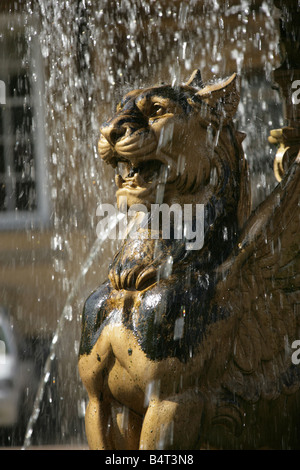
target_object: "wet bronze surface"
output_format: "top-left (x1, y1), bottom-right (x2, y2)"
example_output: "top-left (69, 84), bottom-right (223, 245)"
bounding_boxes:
top-left (78, 69), bottom-right (300, 450)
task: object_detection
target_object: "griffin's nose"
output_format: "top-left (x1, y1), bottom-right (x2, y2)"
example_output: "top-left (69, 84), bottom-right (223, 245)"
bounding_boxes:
top-left (100, 101), bottom-right (148, 147)
top-left (100, 123), bottom-right (127, 146)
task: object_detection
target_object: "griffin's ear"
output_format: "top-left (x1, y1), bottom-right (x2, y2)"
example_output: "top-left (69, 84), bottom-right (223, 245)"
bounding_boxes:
top-left (185, 69), bottom-right (203, 89)
top-left (195, 73), bottom-right (240, 121)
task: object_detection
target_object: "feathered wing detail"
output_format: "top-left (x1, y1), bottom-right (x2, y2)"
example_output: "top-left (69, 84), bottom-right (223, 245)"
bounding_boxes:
top-left (210, 153), bottom-right (300, 403)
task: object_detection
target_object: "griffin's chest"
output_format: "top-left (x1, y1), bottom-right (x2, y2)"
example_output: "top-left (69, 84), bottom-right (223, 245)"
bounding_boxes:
top-left (80, 273), bottom-right (218, 362)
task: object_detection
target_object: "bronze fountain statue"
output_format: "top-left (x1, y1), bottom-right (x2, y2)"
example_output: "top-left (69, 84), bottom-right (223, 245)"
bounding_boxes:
top-left (78, 68), bottom-right (300, 450)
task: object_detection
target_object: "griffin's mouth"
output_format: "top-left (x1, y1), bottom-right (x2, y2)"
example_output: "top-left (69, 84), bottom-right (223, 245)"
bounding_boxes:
top-left (115, 159), bottom-right (164, 189)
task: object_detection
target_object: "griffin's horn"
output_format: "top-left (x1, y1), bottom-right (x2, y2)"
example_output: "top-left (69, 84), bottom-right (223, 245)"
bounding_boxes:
top-left (193, 73), bottom-right (239, 121)
top-left (185, 69), bottom-right (203, 89)
top-left (195, 73), bottom-right (237, 99)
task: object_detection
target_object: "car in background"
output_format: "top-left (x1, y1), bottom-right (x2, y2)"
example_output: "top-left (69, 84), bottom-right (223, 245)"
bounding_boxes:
top-left (0, 307), bottom-right (37, 430)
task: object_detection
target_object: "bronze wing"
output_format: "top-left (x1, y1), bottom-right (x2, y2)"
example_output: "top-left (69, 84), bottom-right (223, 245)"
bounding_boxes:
top-left (208, 153), bottom-right (300, 405)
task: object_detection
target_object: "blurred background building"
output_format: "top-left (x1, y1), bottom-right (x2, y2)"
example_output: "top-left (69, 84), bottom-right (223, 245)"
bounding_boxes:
top-left (0, 0), bottom-right (298, 448)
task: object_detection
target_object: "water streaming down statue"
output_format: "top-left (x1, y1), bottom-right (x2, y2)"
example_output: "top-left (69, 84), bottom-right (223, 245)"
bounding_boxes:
top-left (78, 69), bottom-right (300, 450)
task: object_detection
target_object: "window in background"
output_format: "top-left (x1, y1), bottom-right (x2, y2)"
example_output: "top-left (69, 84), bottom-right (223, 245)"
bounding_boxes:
top-left (0, 16), bottom-right (49, 230)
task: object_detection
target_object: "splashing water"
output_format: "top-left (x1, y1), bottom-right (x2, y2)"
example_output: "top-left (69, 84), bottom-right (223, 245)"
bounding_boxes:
top-left (0, 0), bottom-right (285, 448)
top-left (22, 215), bottom-right (119, 449)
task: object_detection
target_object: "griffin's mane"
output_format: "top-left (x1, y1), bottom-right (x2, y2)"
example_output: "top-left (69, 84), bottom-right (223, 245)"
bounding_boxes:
top-left (167, 117), bottom-right (251, 232)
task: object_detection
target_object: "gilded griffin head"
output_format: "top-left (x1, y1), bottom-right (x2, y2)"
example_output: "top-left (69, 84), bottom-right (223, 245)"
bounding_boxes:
top-left (98, 69), bottom-right (251, 231)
